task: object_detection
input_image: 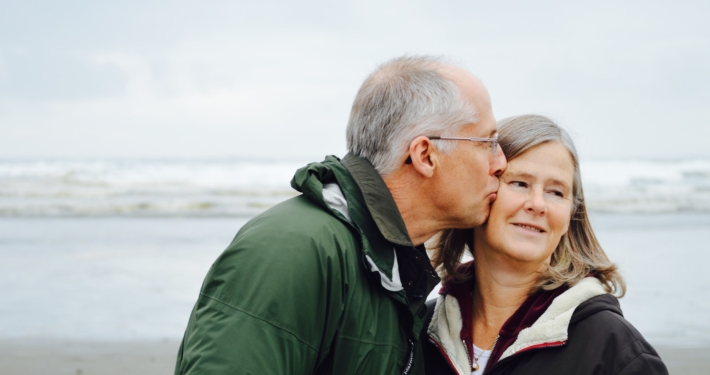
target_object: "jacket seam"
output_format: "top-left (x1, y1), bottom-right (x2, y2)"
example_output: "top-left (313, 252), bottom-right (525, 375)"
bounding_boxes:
top-left (609, 311), bottom-right (641, 340)
top-left (200, 293), bottom-right (318, 353)
top-left (608, 313), bottom-right (660, 375)
top-left (613, 347), bottom-right (647, 375)
top-left (338, 334), bottom-right (406, 349)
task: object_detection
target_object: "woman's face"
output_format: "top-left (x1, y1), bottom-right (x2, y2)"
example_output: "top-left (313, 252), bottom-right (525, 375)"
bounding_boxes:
top-left (475, 141), bottom-right (575, 268)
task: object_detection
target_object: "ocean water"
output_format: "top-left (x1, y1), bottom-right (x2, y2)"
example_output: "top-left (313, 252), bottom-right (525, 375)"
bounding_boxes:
top-left (1, 159), bottom-right (709, 348)
top-left (0, 217), bottom-right (246, 341)
top-left (1, 214), bottom-right (709, 347)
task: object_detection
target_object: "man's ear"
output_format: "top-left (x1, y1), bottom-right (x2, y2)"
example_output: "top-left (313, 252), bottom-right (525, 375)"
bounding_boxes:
top-left (407, 136), bottom-right (437, 178)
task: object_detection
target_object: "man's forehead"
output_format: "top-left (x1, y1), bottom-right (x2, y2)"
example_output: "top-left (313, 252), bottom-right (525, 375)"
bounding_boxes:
top-left (445, 69), bottom-right (491, 113)
top-left (472, 103), bottom-right (496, 136)
top-left (439, 64), bottom-right (495, 135)
top-left (441, 66), bottom-right (487, 97)
top-left (458, 119), bottom-right (496, 137)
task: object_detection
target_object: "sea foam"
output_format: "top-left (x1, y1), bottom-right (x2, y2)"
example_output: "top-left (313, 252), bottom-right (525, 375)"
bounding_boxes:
top-left (2, 158), bottom-right (710, 216)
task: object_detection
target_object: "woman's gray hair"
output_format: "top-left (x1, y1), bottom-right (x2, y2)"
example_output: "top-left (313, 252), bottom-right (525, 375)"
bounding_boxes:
top-left (500, 115), bottom-right (584, 213)
top-left (431, 114), bottom-right (626, 297)
top-left (346, 55), bottom-right (478, 175)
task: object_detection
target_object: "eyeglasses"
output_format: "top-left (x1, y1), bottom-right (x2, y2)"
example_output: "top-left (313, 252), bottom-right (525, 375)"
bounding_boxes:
top-left (428, 133), bottom-right (499, 154)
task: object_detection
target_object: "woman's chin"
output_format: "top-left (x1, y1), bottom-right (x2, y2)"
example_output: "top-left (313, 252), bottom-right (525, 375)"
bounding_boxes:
top-left (495, 245), bottom-right (554, 268)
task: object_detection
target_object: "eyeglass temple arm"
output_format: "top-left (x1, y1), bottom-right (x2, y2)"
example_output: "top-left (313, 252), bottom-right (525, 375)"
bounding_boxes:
top-left (428, 136), bottom-right (496, 141)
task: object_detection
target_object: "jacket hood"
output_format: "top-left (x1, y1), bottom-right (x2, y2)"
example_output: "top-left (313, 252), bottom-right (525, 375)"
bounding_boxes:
top-left (291, 154), bottom-right (412, 245)
top-left (290, 154), bottom-right (424, 298)
top-left (570, 292), bottom-right (622, 324)
top-left (290, 155), bottom-right (341, 215)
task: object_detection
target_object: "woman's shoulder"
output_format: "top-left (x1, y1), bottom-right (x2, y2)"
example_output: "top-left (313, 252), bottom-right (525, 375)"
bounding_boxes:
top-left (571, 293), bottom-right (644, 344)
top-left (569, 294), bottom-right (668, 374)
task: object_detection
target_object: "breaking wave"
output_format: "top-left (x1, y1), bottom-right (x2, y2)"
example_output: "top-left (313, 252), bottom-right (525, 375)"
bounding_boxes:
top-left (2, 158), bottom-right (710, 216)
top-left (0, 159), bottom-right (301, 217)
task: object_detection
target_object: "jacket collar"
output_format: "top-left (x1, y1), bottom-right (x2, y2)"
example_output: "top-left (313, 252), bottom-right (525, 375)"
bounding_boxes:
top-left (291, 155), bottom-right (440, 323)
top-left (428, 262), bottom-right (607, 374)
top-left (498, 277), bottom-right (606, 360)
top-left (341, 153), bottom-right (413, 247)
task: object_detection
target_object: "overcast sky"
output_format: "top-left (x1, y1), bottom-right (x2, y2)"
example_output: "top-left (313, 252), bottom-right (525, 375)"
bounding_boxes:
top-left (1, 0), bottom-right (708, 161)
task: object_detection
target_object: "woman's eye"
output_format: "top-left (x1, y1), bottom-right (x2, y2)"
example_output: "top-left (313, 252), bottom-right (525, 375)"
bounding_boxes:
top-left (510, 181), bottom-right (528, 188)
top-left (548, 190), bottom-right (564, 198)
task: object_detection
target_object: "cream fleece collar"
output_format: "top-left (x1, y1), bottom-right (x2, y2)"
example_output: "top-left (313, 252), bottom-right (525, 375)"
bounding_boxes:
top-left (427, 277), bottom-right (607, 374)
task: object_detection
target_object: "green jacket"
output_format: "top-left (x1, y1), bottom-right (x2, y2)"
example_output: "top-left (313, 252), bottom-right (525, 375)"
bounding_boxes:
top-left (174, 154), bottom-right (440, 375)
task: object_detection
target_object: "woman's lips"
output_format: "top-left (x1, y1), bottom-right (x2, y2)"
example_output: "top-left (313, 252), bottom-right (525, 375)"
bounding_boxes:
top-left (512, 223), bottom-right (546, 233)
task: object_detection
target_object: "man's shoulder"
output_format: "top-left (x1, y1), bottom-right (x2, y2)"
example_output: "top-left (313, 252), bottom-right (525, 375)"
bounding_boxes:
top-left (200, 195), bottom-right (363, 306)
top-left (240, 195), bottom-right (355, 240)
top-left (217, 195), bottom-right (359, 266)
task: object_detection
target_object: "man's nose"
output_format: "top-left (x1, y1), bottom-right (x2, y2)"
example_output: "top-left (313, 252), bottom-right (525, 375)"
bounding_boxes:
top-left (490, 145), bottom-right (507, 177)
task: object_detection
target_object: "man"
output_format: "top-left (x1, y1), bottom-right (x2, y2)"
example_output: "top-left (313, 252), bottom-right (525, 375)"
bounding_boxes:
top-left (174, 55), bottom-right (507, 375)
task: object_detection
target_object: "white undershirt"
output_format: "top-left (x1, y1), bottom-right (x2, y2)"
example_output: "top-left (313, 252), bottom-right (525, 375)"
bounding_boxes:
top-left (472, 344), bottom-right (493, 374)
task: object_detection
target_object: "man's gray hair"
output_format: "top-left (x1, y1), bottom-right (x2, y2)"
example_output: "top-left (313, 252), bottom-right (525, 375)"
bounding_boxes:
top-left (346, 55), bottom-right (479, 175)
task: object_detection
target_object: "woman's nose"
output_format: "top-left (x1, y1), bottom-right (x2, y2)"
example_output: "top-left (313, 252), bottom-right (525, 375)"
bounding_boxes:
top-left (524, 188), bottom-right (546, 215)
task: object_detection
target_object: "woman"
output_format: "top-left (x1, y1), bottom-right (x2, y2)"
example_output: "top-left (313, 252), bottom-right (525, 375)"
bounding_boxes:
top-left (422, 115), bottom-right (667, 375)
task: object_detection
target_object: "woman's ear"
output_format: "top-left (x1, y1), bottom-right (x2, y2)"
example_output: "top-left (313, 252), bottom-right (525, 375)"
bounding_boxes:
top-left (407, 136), bottom-right (437, 178)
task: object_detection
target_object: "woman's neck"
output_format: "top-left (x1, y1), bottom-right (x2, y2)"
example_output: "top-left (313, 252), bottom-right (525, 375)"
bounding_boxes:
top-left (471, 251), bottom-right (540, 348)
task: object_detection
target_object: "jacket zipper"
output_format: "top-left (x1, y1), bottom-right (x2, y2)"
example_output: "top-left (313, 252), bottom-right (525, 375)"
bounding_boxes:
top-left (401, 339), bottom-right (415, 375)
top-left (462, 339), bottom-right (472, 372)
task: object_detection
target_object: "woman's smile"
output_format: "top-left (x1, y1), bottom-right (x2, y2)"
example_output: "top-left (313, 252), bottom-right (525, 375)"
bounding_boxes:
top-left (510, 222), bottom-right (546, 234)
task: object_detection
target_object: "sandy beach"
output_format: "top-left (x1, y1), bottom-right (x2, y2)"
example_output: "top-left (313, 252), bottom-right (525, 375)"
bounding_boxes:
top-left (1, 339), bottom-right (706, 375)
top-left (0, 339), bottom-right (180, 375)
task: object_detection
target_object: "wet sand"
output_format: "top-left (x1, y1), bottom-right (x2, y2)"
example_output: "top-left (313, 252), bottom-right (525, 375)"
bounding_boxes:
top-left (0, 339), bottom-right (707, 375)
top-left (655, 345), bottom-right (710, 375)
top-left (0, 339), bottom-right (180, 375)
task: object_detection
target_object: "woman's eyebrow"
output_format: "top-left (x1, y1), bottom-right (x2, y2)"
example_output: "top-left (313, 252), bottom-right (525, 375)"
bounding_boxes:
top-left (506, 171), bottom-right (571, 188)
top-left (505, 171), bottom-right (535, 180)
